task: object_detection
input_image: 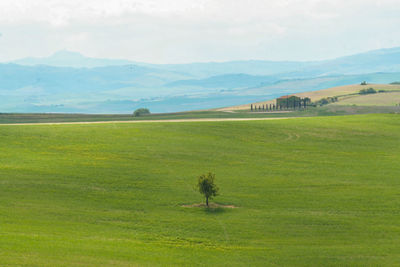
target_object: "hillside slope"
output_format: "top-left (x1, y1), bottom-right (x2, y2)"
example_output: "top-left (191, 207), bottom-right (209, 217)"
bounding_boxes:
top-left (2, 47), bottom-right (400, 113)
top-left (219, 84), bottom-right (400, 111)
top-left (10, 47), bottom-right (400, 77)
top-left (1, 115), bottom-right (400, 265)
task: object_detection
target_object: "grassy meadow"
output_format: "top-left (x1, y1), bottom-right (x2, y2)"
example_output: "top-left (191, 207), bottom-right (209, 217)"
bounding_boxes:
top-left (219, 84), bottom-right (400, 111)
top-left (1, 105), bottom-right (399, 124)
top-left (0, 111), bottom-right (294, 124)
top-left (1, 114), bottom-right (400, 266)
top-left (331, 92), bottom-right (400, 106)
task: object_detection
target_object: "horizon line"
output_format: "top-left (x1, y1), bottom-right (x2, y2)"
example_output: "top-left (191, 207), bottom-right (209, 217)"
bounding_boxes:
top-left (4, 45), bottom-right (400, 66)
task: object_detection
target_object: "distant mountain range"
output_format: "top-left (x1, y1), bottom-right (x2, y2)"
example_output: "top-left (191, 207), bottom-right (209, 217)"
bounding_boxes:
top-left (1, 47), bottom-right (400, 113)
top-left (12, 50), bottom-right (135, 68)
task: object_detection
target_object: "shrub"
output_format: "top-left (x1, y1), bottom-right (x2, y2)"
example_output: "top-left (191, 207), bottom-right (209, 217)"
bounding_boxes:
top-left (359, 88), bottom-right (376, 95)
top-left (320, 98), bottom-right (329, 105)
top-left (314, 96), bottom-right (338, 106)
top-left (133, 108), bottom-right (150, 117)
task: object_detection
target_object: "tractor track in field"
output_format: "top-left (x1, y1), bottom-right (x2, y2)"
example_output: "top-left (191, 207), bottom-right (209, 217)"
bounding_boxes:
top-left (0, 117), bottom-right (297, 126)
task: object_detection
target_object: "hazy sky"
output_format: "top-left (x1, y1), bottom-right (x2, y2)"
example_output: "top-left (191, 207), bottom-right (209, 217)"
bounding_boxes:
top-left (0, 0), bottom-right (399, 63)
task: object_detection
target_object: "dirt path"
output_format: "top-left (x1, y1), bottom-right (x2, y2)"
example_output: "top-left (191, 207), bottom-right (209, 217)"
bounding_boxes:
top-left (0, 117), bottom-right (295, 126)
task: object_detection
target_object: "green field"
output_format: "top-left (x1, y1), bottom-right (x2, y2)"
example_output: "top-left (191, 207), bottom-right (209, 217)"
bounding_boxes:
top-left (1, 114), bottom-right (400, 266)
top-left (1, 105), bottom-right (400, 124)
top-left (0, 111), bottom-right (294, 124)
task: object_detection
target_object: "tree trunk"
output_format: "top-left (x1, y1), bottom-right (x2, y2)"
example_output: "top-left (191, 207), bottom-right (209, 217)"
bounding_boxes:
top-left (206, 197), bottom-right (209, 207)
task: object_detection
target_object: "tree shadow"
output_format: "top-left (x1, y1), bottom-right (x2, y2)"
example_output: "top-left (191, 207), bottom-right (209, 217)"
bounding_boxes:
top-left (181, 202), bottom-right (237, 214)
top-left (202, 206), bottom-right (228, 214)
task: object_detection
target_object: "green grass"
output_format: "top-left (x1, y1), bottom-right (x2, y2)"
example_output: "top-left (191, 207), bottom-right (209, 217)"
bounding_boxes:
top-left (1, 105), bottom-right (400, 124)
top-left (0, 110), bottom-right (296, 124)
top-left (1, 114), bottom-right (400, 266)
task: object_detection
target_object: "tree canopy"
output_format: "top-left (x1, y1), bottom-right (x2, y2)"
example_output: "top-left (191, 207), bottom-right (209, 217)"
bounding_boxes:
top-left (133, 108), bottom-right (150, 117)
top-left (359, 88), bottom-right (377, 95)
top-left (197, 172), bottom-right (219, 207)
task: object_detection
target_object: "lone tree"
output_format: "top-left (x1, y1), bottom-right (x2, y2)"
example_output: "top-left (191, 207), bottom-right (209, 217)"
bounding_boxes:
top-left (197, 172), bottom-right (219, 207)
top-left (133, 108), bottom-right (150, 117)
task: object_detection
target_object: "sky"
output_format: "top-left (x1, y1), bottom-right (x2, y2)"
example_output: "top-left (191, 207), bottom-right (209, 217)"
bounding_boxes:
top-left (0, 0), bottom-right (399, 63)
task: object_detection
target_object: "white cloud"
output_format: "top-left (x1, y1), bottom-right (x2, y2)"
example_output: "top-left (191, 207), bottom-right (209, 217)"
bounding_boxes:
top-left (0, 0), bottom-right (208, 26)
top-left (0, 0), bottom-right (399, 62)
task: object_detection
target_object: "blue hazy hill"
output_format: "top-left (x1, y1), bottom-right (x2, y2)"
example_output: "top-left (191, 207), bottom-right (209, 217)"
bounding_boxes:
top-left (12, 47), bottom-right (400, 77)
top-left (165, 73), bottom-right (279, 89)
top-left (12, 50), bottom-right (135, 68)
top-left (1, 47), bottom-right (400, 113)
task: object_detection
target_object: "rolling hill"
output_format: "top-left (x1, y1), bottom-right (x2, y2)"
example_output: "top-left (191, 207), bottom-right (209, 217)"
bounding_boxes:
top-left (1, 115), bottom-right (400, 265)
top-left (219, 83), bottom-right (400, 111)
top-left (12, 50), bottom-right (135, 68)
top-left (1, 47), bottom-right (400, 113)
top-left (11, 47), bottom-right (400, 77)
